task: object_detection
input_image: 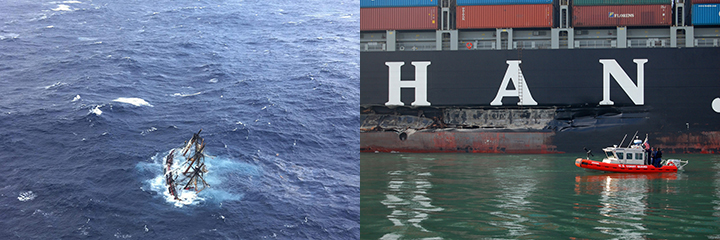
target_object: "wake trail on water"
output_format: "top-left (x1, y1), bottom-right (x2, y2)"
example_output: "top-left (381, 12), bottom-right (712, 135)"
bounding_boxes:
top-left (137, 149), bottom-right (261, 207)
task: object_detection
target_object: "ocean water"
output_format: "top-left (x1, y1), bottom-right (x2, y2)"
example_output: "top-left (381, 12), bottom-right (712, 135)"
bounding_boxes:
top-left (0, 0), bottom-right (359, 239)
top-left (361, 153), bottom-right (720, 239)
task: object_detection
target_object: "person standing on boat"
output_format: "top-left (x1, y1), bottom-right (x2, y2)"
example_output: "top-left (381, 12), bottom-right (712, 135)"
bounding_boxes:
top-left (654, 148), bottom-right (663, 167)
top-left (648, 147), bottom-right (655, 166)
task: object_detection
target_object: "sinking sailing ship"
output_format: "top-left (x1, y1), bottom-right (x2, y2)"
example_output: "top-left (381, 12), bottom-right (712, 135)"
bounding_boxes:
top-left (164, 129), bottom-right (210, 200)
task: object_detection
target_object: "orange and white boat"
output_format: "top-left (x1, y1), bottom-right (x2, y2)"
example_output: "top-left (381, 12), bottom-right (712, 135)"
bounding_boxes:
top-left (575, 136), bottom-right (688, 173)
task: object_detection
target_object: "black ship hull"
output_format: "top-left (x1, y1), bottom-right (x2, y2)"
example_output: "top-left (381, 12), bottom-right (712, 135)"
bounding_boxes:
top-left (360, 48), bottom-right (720, 153)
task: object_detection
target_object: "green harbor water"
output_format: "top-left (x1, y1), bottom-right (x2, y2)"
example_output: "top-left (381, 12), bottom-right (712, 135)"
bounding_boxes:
top-left (360, 153), bottom-right (720, 239)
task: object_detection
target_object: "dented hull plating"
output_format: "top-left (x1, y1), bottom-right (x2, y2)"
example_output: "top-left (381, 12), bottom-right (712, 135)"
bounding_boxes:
top-left (360, 48), bottom-right (720, 153)
top-left (360, 129), bottom-right (720, 153)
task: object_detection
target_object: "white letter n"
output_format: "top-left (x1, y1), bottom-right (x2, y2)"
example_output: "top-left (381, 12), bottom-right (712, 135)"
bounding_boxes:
top-left (599, 59), bottom-right (647, 105)
top-left (385, 61), bottom-right (431, 106)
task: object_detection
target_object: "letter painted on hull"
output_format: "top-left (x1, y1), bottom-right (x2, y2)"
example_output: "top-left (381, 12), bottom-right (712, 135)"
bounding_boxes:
top-left (491, 60), bottom-right (538, 106)
top-left (599, 59), bottom-right (647, 106)
top-left (385, 61), bottom-right (431, 106)
top-left (381, 59), bottom-right (649, 107)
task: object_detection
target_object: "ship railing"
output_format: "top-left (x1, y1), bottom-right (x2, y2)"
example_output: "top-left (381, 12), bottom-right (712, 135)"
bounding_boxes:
top-left (360, 42), bottom-right (386, 52)
top-left (695, 38), bottom-right (720, 47)
top-left (514, 41), bottom-right (551, 49)
top-left (396, 43), bottom-right (436, 51)
top-left (459, 41), bottom-right (496, 50)
top-left (574, 39), bottom-right (614, 48)
top-left (627, 38), bottom-right (669, 48)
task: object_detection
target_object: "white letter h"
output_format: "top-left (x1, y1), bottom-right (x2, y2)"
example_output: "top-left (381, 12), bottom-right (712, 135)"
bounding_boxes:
top-left (385, 61), bottom-right (431, 106)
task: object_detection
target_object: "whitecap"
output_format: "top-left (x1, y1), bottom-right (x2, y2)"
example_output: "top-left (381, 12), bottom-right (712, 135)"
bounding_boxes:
top-left (209, 78), bottom-right (218, 83)
top-left (45, 81), bottom-right (66, 89)
top-left (114, 231), bottom-right (131, 239)
top-left (72, 95), bottom-right (81, 102)
top-left (46, 25), bottom-right (54, 28)
top-left (18, 191), bottom-right (36, 202)
top-left (112, 97), bottom-right (153, 107)
top-left (52, 4), bottom-right (72, 11)
top-left (140, 127), bottom-right (157, 135)
top-left (90, 105), bottom-right (102, 116)
top-left (0, 33), bottom-right (20, 40)
top-left (172, 92), bottom-right (202, 97)
top-left (77, 37), bottom-right (96, 41)
top-left (63, 0), bottom-right (82, 3)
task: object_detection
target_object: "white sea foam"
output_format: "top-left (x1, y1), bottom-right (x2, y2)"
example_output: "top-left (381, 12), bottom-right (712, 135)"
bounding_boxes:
top-left (139, 149), bottom-right (256, 207)
top-left (90, 105), bottom-right (102, 116)
top-left (140, 127), bottom-right (157, 135)
top-left (112, 97), bottom-right (153, 107)
top-left (52, 4), bottom-right (72, 11)
top-left (149, 171), bottom-right (201, 207)
top-left (45, 81), bottom-right (66, 89)
top-left (18, 191), bottom-right (36, 202)
top-left (114, 231), bottom-right (131, 239)
top-left (72, 95), bottom-right (81, 102)
top-left (63, 0), bottom-right (82, 3)
top-left (172, 92), bottom-right (202, 97)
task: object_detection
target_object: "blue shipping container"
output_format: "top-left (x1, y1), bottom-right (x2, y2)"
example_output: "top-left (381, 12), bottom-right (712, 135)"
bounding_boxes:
top-left (360, 0), bottom-right (438, 8)
top-left (457, 0), bottom-right (552, 5)
top-left (693, 4), bottom-right (720, 25)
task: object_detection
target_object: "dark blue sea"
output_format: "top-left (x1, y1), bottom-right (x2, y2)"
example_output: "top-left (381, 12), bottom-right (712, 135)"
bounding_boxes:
top-left (0, 0), bottom-right (359, 239)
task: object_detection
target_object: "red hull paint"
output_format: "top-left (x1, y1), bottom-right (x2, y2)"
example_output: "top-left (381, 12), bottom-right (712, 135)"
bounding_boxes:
top-left (360, 131), bottom-right (559, 153)
top-left (360, 131), bottom-right (720, 154)
top-left (574, 158), bottom-right (677, 173)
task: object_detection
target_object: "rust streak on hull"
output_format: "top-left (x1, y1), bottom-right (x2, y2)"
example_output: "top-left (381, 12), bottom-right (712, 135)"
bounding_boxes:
top-left (360, 130), bottom-right (559, 154)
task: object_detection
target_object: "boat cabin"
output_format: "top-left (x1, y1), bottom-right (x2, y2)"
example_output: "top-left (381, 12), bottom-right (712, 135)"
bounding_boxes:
top-left (602, 143), bottom-right (647, 165)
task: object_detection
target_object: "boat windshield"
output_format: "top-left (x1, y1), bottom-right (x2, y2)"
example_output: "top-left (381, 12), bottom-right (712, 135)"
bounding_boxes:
top-left (616, 151), bottom-right (624, 159)
top-left (604, 150), bottom-right (615, 159)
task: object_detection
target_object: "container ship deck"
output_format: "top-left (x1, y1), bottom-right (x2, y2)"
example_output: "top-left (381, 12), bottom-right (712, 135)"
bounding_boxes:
top-left (360, 0), bottom-right (720, 153)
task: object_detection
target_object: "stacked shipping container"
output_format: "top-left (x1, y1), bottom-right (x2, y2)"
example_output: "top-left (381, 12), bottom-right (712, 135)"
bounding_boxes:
top-left (692, 1), bottom-right (720, 25)
top-left (360, 0), bottom-right (438, 31)
top-left (572, 0), bottom-right (672, 27)
top-left (360, 0), bottom-right (718, 31)
top-left (456, 0), bottom-right (554, 29)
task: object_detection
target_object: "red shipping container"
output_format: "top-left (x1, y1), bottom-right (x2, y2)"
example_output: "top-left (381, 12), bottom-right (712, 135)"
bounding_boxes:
top-left (360, 7), bottom-right (437, 31)
top-left (456, 4), bottom-right (553, 29)
top-left (572, 5), bottom-right (671, 27)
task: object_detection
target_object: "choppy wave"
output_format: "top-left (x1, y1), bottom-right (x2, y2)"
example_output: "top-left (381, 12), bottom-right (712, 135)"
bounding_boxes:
top-left (18, 191), bottom-right (36, 202)
top-left (112, 97), bottom-right (153, 107)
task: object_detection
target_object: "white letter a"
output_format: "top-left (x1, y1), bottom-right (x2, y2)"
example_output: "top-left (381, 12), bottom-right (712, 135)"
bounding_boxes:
top-left (491, 60), bottom-right (537, 106)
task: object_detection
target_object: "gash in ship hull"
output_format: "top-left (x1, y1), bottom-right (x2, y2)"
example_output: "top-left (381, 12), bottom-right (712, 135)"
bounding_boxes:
top-left (360, 48), bottom-right (720, 153)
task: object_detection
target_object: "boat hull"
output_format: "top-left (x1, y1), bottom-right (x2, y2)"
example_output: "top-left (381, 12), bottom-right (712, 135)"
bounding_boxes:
top-left (360, 47), bottom-right (720, 153)
top-left (574, 158), bottom-right (678, 173)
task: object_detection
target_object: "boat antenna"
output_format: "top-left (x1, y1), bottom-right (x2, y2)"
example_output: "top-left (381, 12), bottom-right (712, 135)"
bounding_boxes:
top-left (618, 134), bottom-right (628, 148)
top-left (627, 131), bottom-right (639, 148)
top-left (583, 147), bottom-right (594, 159)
